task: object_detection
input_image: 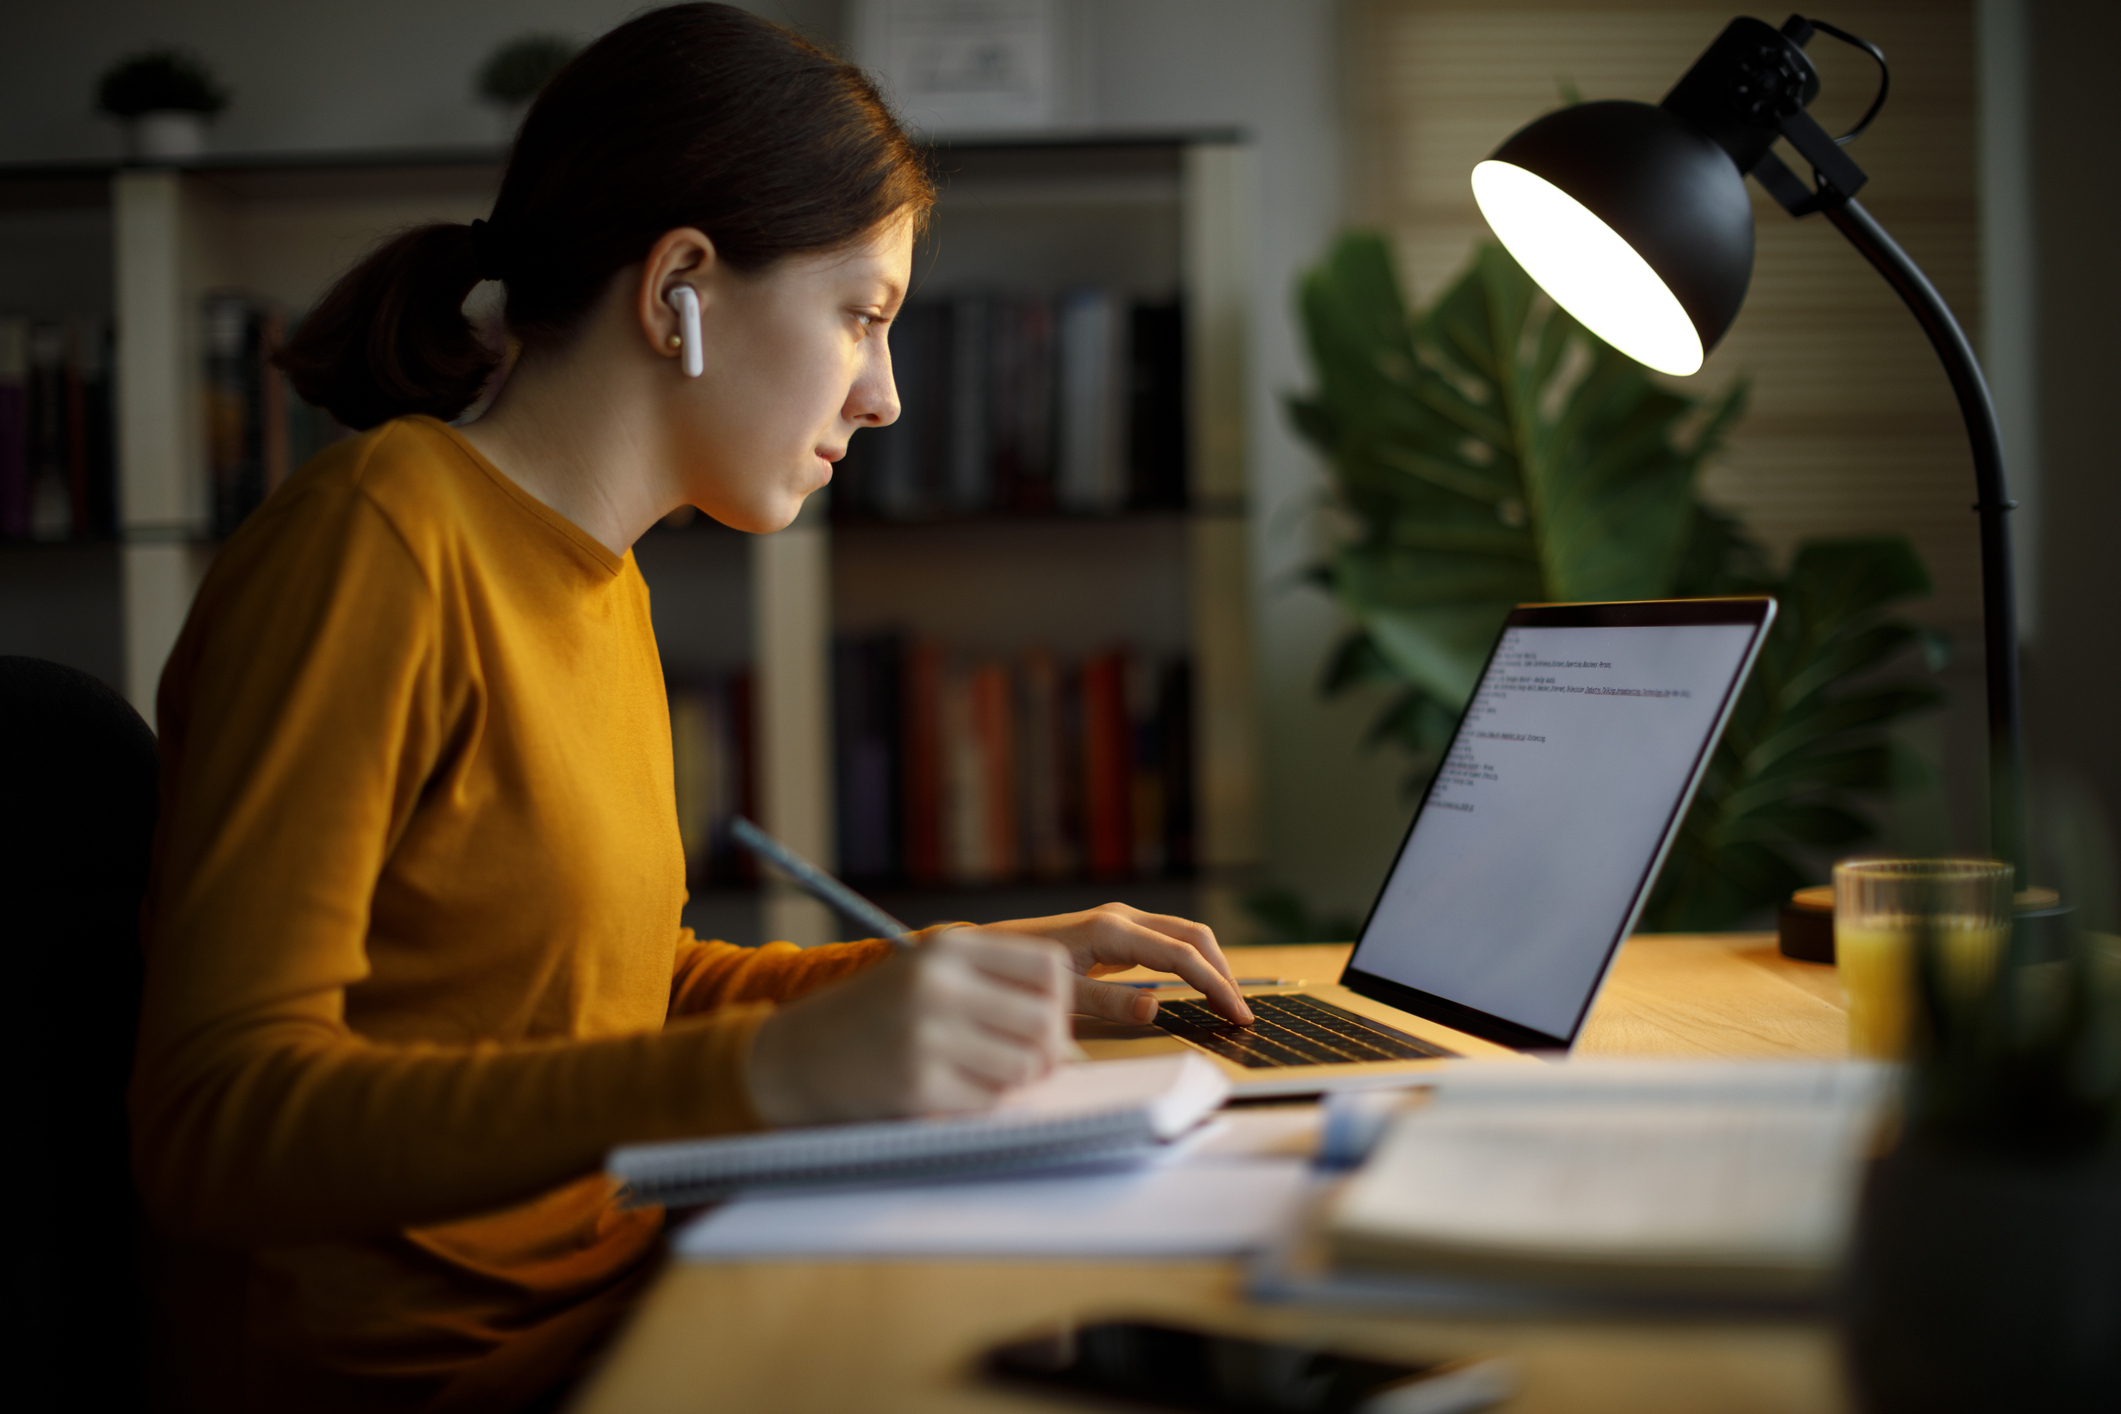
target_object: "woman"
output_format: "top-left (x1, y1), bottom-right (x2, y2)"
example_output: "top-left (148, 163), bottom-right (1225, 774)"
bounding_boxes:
top-left (130, 7), bottom-right (1253, 1411)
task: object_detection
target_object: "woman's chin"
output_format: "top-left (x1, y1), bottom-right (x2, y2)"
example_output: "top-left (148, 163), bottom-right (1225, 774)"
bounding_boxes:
top-left (714, 498), bottom-right (810, 535)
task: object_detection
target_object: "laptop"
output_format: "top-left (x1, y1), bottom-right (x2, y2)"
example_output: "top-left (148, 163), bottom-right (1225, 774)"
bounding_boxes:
top-left (1096, 597), bottom-right (1776, 1097)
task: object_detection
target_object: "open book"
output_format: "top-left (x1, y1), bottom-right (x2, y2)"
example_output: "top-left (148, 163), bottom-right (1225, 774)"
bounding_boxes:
top-left (1322, 1061), bottom-right (1893, 1299)
top-left (609, 1052), bottom-right (1229, 1208)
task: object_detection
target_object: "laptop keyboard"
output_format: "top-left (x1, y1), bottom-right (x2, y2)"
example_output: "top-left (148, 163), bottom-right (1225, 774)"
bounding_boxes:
top-left (1152, 993), bottom-right (1457, 1069)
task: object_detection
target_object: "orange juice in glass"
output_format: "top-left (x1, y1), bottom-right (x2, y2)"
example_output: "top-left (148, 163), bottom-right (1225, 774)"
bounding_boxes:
top-left (1833, 859), bottom-right (2013, 1060)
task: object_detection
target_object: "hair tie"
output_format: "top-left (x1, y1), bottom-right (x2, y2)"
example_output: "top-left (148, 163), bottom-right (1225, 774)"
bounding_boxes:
top-left (468, 219), bottom-right (509, 282)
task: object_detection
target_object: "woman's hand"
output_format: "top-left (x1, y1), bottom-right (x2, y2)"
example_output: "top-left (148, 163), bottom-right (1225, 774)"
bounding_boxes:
top-left (985, 903), bottom-right (1254, 1027)
top-left (744, 928), bottom-right (1073, 1127)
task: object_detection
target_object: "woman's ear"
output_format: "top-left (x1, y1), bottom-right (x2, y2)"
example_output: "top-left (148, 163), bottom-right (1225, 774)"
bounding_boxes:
top-left (636, 227), bottom-right (717, 361)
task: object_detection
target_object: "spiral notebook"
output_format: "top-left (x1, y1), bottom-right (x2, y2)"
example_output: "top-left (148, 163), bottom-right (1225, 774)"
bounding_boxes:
top-left (608, 1052), bottom-right (1231, 1208)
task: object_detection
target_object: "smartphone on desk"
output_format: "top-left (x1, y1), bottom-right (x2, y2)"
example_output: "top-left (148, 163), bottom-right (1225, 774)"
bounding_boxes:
top-left (983, 1319), bottom-right (1513, 1414)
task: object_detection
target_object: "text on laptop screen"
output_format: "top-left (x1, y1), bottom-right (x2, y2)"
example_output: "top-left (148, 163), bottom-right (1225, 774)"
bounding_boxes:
top-left (1352, 620), bottom-right (1760, 1041)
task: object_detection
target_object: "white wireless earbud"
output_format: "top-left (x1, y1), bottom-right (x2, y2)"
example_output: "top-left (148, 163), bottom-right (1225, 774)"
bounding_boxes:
top-left (666, 284), bottom-right (703, 378)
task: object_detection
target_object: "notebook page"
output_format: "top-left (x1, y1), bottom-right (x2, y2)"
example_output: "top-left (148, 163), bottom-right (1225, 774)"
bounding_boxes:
top-left (1330, 1060), bottom-right (1891, 1270)
top-left (609, 1053), bottom-right (1230, 1203)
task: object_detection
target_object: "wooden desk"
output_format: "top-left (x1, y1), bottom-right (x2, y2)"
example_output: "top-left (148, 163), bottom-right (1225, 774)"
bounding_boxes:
top-left (572, 935), bottom-right (1851, 1414)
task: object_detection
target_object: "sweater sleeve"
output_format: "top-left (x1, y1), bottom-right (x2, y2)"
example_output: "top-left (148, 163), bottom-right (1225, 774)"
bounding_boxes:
top-left (131, 484), bottom-right (767, 1247)
top-left (667, 932), bottom-right (900, 1016)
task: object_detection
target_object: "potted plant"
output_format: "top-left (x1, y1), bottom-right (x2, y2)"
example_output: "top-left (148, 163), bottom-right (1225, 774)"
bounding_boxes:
top-left (96, 49), bottom-right (229, 161)
top-left (476, 34), bottom-right (578, 136)
top-left (1842, 899), bottom-right (2121, 1411)
top-left (1279, 232), bottom-right (1946, 933)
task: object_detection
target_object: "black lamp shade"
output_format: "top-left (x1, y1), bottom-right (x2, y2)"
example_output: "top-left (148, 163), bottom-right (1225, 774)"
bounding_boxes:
top-left (1475, 100), bottom-right (1755, 375)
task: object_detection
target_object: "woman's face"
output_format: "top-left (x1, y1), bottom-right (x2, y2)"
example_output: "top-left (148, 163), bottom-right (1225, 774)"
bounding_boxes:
top-left (675, 217), bottom-right (913, 533)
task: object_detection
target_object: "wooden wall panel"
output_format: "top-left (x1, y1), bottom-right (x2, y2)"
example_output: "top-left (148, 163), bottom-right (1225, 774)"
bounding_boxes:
top-left (1345, 0), bottom-right (1983, 634)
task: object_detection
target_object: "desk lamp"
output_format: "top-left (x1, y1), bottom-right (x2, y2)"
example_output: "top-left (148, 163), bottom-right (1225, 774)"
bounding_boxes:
top-left (1470, 13), bottom-right (2030, 887)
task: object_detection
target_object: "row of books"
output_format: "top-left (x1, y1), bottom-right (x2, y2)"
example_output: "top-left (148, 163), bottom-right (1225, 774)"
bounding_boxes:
top-left (0, 317), bottom-right (116, 542)
top-left (204, 292), bottom-right (344, 538)
top-left (0, 297), bottom-right (350, 544)
top-left (834, 290), bottom-right (1188, 521)
top-left (835, 638), bottom-right (1195, 887)
top-left (667, 642), bottom-right (1198, 893)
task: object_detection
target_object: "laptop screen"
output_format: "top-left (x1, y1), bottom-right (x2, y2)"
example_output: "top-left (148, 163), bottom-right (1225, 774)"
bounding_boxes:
top-left (1342, 599), bottom-right (1774, 1049)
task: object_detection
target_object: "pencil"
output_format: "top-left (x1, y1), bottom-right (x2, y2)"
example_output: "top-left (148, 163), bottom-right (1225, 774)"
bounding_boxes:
top-left (728, 816), bottom-right (916, 949)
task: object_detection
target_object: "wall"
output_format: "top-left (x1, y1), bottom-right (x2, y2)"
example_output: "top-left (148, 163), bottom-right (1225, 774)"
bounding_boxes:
top-left (2023, 0), bottom-right (2121, 869)
top-left (0, 1), bottom-right (839, 159)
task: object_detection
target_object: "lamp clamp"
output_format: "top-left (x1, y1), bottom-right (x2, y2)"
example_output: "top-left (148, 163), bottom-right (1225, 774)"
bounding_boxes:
top-left (1660, 14), bottom-right (1884, 219)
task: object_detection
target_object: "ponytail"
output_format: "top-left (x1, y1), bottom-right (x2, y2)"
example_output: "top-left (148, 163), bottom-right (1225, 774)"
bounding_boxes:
top-left (276, 4), bottom-right (933, 432)
top-left (277, 223), bottom-right (496, 431)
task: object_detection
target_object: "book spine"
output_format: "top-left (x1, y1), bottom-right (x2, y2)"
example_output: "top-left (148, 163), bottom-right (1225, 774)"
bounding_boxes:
top-left (834, 634), bottom-right (902, 880)
top-left (1024, 298), bottom-right (1058, 513)
top-left (63, 320), bottom-right (89, 535)
top-left (1056, 289), bottom-right (1124, 515)
top-left (941, 658), bottom-right (987, 884)
top-left (1081, 650), bottom-right (1133, 878)
top-left (80, 319), bottom-right (117, 536)
top-left (1126, 298), bottom-right (1188, 510)
top-left (902, 639), bottom-right (946, 885)
top-left (947, 293), bottom-right (991, 513)
top-left (1128, 653), bottom-right (1166, 877)
top-left (203, 293), bottom-right (249, 537)
top-left (1160, 658), bottom-right (1196, 875)
top-left (0, 318), bottom-right (28, 540)
top-left (971, 659), bottom-right (1019, 881)
top-left (1019, 646), bottom-right (1074, 880)
top-left (27, 322), bottom-right (69, 540)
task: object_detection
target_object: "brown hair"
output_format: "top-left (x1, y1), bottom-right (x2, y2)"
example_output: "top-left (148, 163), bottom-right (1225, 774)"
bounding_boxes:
top-left (279, 4), bottom-right (934, 430)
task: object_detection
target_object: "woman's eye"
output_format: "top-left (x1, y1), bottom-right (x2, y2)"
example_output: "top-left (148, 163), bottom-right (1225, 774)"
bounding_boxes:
top-left (853, 311), bottom-right (888, 337)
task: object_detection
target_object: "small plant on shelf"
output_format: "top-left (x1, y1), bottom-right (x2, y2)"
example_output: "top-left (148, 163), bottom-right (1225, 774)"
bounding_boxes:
top-left (1286, 231), bottom-right (1947, 932)
top-left (96, 48), bottom-right (229, 160)
top-left (477, 34), bottom-right (579, 110)
top-left (96, 49), bottom-right (230, 119)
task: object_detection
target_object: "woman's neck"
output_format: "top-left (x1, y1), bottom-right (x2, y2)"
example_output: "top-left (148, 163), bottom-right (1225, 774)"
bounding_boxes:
top-left (457, 322), bottom-right (682, 556)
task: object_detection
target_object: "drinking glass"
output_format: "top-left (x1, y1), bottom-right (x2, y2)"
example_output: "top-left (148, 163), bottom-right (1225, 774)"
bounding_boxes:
top-left (1834, 859), bottom-right (2014, 1060)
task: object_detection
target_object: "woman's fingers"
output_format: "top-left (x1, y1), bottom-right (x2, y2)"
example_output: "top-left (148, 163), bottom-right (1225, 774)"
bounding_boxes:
top-left (1102, 905), bottom-right (1240, 986)
top-left (1074, 975), bottom-right (1159, 1025)
top-left (744, 928), bottom-right (1075, 1127)
top-left (930, 1011), bottom-right (1054, 1092)
top-left (1122, 930), bottom-right (1253, 1024)
top-left (979, 905), bottom-right (1256, 1026)
top-left (940, 927), bottom-right (1072, 998)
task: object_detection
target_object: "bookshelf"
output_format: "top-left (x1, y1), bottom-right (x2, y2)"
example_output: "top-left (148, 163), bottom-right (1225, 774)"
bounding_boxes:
top-left (0, 133), bottom-right (1261, 949)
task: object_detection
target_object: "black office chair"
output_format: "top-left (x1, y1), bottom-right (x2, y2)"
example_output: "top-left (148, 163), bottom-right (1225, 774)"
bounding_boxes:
top-left (1, 656), bottom-right (158, 1409)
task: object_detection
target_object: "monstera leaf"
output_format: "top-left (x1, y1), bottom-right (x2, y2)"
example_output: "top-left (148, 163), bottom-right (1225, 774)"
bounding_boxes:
top-left (1648, 537), bottom-right (1947, 929)
top-left (1291, 233), bottom-right (1744, 763)
top-left (1290, 231), bottom-right (1944, 930)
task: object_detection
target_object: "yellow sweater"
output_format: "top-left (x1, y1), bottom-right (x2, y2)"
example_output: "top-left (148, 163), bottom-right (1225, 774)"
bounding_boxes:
top-left (133, 416), bottom-right (890, 1411)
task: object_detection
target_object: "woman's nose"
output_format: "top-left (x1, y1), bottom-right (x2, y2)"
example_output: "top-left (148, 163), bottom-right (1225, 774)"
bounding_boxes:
top-left (846, 348), bottom-right (901, 428)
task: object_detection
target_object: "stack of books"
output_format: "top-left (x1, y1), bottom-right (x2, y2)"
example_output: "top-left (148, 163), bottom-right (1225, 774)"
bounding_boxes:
top-left (201, 291), bottom-right (346, 538)
top-left (836, 637), bottom-right (1193, 888)
top-left (1256, 1061), bottom-right (1894, 1312)
top-left (0, 316), bottom-right (115, 542)
top-left (835, 291), bottom-right (1186, 520)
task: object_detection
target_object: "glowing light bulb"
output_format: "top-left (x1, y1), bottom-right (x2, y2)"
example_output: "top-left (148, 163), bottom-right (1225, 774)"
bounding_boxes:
top-left (1471, 159), bottom-right (1705, 377)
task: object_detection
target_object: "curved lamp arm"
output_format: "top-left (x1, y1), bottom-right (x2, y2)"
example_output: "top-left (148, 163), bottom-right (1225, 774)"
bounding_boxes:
top-left (1820, 198), bottom-right (2026, 886)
